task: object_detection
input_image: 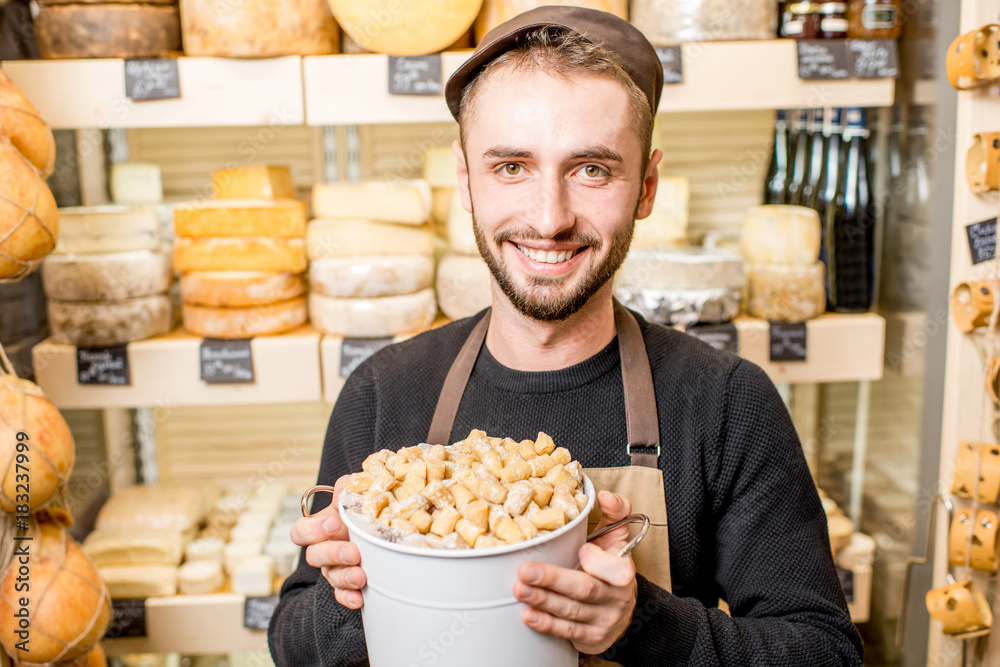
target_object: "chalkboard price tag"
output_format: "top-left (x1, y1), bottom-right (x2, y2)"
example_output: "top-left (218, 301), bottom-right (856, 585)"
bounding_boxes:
top-left (797, 40), bottom-right (851, 80)
top-left (685, 323), bottom-right (738, 355)
top-left (341, 338), bottom-right (394, 378)
top-left (124, 58), bottom-right (181, 101)
top-left (77, 345), bottom-right (130, 386)
top-left (200, 339), bottom-right (254, 384)
top-left (848, 39), bottom-right (900, 79)
top-left (655, 46), bottom-right (683, 85)
top-left (388, 55), bottom-right (443, 95)
top-left (106, 598), bottom-right (147, 638)
top-left (966, 218), bottom-right (997, 265)
top-left (244, 594), bottom-right (279, 630)
top-left (769, 322), bottom-right (808, 362)
top-left (836, 566), bottom-right (855, 603)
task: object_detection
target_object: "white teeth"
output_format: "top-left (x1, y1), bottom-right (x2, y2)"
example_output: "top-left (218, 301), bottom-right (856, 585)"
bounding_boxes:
top-left (545, 250), bottom-right (558, 263)
top-left (516, 244), bottom-right (577, 264)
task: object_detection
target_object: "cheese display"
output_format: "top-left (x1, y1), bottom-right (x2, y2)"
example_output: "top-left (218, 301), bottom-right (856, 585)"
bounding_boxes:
top-left (34, 4), bottom-right (181, 59)
top-left (437, 253), bottom-right (492, 319)
top-left (182, 297), bottom-right (307, 338)
top-left (212, 165), bottom-right (296, 200)
top-left (55, 205), bottom-right (160, 254)
top-left (474, 0), bottom-right (628, 42)
top-left (0, 135), bottom-right (59, 280)
top-left (447, 189), bottom-right (479, 255)
top-left (82, 528), bottom-right (184, 567)
top-left (224, 541), bottom-right (263, 577)
top-left (95, 483), bottom-right (215, 540)
top-left (740, 205), bottom-right (822, 265)
top-left (42, 249), bottom-right (172, 301)
top-left (630, 0), bottom-right (777, 43)
top-left (179, 0), bottom-right (339, 57)
top-left (423, 146), bottom-right (460, 188)
top-left (329, 0), bottom-right (482, 55)
top-left (312, 180), bottom-right (432, 225)
top-left (184, 537), bottom-right (225, 565)
top-left (231, 555), bottom-right (275, 596)
top-left (747, 262), bottom-right (827, 322)
top-left (110, 162), bottom-right (164, 204)
top-left (307, 219), bottom-right (436, 258)
top-left (179, 271), bottom-right (306, 308)
top-left (178, 560), bottom-right (224, 595)
top-left (0, 70), bottom-right (56, 178)
top-left (309, 255), bottom-right (435, 299)
top-left (632, 176), bottom-right (689, 250)
top-left (309, 288), bottom-right (437, 338)
top-left (48, 294), bottom-right (173, 347)
top-left (173, 200), bottom-right (307, 238)
top-left (98, 564), bottom-right (178, 598)
top-left (173, 237), bottom-right (307, 273)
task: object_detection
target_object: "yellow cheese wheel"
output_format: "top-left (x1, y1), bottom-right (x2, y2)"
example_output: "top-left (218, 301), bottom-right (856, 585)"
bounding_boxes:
top-left (182, 297), bottom-right (307, 338)
top-left (174, 237), bottom-right (306, 274)
top-left (474, 0), bottom-right (627, 42)
top-left (309, 289), bottom-right (437, 337)
top-left (312, 180), bottom-right (432, 225)
top-left (306, 219), bottom-right (436, 259)
top-left (329, 0), bottom-right (484, 56)
top-left (180, 0), bottom-right (339, 57)
top-left (0, 136), bottom-right (59, 280)
top-left (173, 200), bottom-right (306, 238)
top-left (179, 271), bottom-right (306, 307)
top-left (212, 165), bottom-right (296, 200)
top-left (0, 70), bottom-right (56, 178)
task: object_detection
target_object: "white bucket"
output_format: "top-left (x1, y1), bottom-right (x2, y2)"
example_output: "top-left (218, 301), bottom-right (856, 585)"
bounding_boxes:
top-left (338, 475), bottom-right (596, 667)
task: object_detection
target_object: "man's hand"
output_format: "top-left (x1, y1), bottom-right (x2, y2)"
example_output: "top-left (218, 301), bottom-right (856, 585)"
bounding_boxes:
top-left (289, 474), bottom-right (366, 609)
top-left (513, 490), bottom-right (638, 655)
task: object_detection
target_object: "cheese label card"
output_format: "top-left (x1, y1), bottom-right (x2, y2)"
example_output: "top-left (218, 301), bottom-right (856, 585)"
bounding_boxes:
top-left (797, 40), bottom-right (851, 80)
top-left (388, 55), bottom-right (443, 95)
top-left (200, 339), bottom-right (254, 384)
top-left (848, 39), bottom-right (900, 79)
top-left (105, 598), bottom-right (147, 638)
top-left (769, 322), bottom-right (808, 362)
top-left (124, 58), bottom-right (181, 101)
top-left (244, 594), bottom-right (280, 630)
top-left (341, 338), bottom-right (394, 377)
top-left (77, 345), bottom-right (130, 386)
top-left (685, 323), bottom-right (738, 355)
top-left (966, 218), bottom-right (997, 265)
top-left (655, 46), bottom-right (683, 85)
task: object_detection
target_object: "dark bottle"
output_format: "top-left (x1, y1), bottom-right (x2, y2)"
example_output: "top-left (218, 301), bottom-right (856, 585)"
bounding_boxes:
top-left (801, 108), bottom-right (828, 210)
top-left (764, 110), bottom-right (791, 204)
top-left (786, 109), bottom-right (811, 205)
top-left (814, 108), bottom-right (844, 292)
top-left (827, 107), bottom-right (875, 312)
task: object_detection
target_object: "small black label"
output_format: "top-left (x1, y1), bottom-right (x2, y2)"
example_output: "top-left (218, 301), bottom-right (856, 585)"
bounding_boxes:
top-left (105, 598), bottom-right (146, 638)
top-left (388, 55), bottom-right (443, 95)
top-left (244, 594), bottom-right (279, 630)
top-left (77, 345), bottom-right (130, 386)
top-left (797, 40), bottom-right (851, 80)
top-left (341, 338), bottom-right (394, 378)
top-left (685, 323), bottom-right (738, 355)
top-left (848, 39), bottom-right (900, 79)
top-left (836, 566), bottom-right (855, 603)
top-left (966, 218), bottom-right (997, 265)
top-left (769, 322), bottom-right (808, 362)
top-left (124, 58), bottom-right (181, 101)
top-left (655, 46), bottom-right (683, 85)
top-left (200, 339), bottom-right (254, 384)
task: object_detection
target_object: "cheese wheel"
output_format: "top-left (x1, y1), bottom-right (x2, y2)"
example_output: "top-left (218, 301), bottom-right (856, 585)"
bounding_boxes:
top-left (474, 0), bottom-right (628, 42)
top-left (307, 219), bottom-right (436, 259)
top-left (35, 5), bottom-right (181, 59)
top-left (633, 176), bottom-right (689, 250)
top-left (42, 249), bottom-right (172, 301)
top-left (0, 135), bottom-right (58, 280)
top-left (630, 0), bottom-right (776, 43)
top-left (423, 147), bottom-right (459, 188)
top-left (436, 253), bottom-right (492, 319)
top-left (182, 297), bottom-right (307, 338)
top-left (173, 237), bottom-right (307, 273)
top-left (740, 205), bottom-right (821, 265)
top-left (179, 271), bottom-right (305, 307)
top-left (110, 162), bottom-right (163, 205)
top-left (330, 0), bottom-right (482, 55)
top-left (309, 255), bottom-right (434, 298)
top-left (309, 289), bottom-right (437, 337)
top-left (431, 187), bottom-right (453, 227)
top-left (312, 180), bottom-right (432, 225)
top-left (49, 294), bottom-right (173, 346)
top-left (178, 560), bottom-right (224, 596)
top-left (224, 540), bottom-right (263, 577)
top-left (617, 247), bottom-right (744, 292)
top-left (231, 555), bottom-right (275, 596)
top-left (98, 564), bottom-right (178, 599)
top-left (447, 189), bottom-right (479, 255)
top-left (56, 205), bottom-right (160, 254)
top-left (185, 537), bottom-right (225, 564)
top-left (212, 165), bottom-right (296, 200)
top-left (82, 528), bottom-right (185, 566)
top-left (180, 0), bottom-right (338, 57)
top-left (173, 200), bottom-right (306, 238)
top-left (0, 70), bottom-right (56, 178)
top-left (747, 262), bottom-right (826, 323)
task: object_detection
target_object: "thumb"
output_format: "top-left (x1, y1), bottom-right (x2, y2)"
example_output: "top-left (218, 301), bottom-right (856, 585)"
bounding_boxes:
top-left (597, 490), bottom-right (632, 524)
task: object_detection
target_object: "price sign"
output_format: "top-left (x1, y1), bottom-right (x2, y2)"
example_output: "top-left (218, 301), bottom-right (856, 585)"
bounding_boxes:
top-left (124, 58), bottom-right (180, 101)
top-left (836, 566), bottom-right (855, 603)
top-left (685, 323), bottom-right (738, 355)
top-left (769, 322), bottom-right (808, 362)
top-left (655, 46), bottom-right (683, 85)
top-left (244, 594), bottom-right (280, 630)
top-left (388, 55), bottom-right (443, 95)
top-left (341, 338), bottom-right (394, 378)
top-left (966, 218), bottom-right (997, 265)
top-left (77, 345), bottom-right (130, 386)
top-left (105, 598), bottom-right (146, 638)
top-left (848, 39), bottom-right (900, 79)
top-left (797, 40), bottom-right (851, 80)
top-left (200, 339), bottom-right (254, 384)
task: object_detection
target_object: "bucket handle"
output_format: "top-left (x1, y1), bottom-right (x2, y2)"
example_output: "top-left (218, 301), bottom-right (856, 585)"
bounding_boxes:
top-left (301, 484), bottom-right (337, 518)
top-left (587, 514), bottom-right (650, 559)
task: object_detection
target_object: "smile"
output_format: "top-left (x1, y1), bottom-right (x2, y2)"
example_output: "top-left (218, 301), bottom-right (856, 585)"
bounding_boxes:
top-left (515, 244), bottom-right (583, 264)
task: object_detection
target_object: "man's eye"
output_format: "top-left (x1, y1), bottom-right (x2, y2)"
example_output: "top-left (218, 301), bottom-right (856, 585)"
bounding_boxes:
top-left (583, 165), bottom-right (606, 178)
top-left (504, 164), bottom-right (521, 176)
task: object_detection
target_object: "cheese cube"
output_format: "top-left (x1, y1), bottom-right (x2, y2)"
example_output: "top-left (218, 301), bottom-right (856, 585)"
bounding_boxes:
top-left (212, 165), bottom-right (295, 200)
top-left (110, 162), bottom-right (163, 204)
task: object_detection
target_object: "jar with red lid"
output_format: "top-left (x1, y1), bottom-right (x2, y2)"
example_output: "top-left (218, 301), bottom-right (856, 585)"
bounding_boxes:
top-left (818, 2), bottom-right (849, 39)
top-left (781, 2), bottom-right (821, 39)
top-left (848, 0), bottom-right (902, 39)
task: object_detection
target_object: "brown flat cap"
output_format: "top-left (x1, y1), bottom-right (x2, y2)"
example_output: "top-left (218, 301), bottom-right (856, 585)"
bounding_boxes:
top-left (444, 6), bottom-right (663, 122)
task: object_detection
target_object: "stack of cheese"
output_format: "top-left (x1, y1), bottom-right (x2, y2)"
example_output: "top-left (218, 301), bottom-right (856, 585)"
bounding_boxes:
top-left (179, 0), bottom-right (338, 57)
top-left (43, 206), bottom-right (174, 347)
top-left (740, 205), bottom-right (826, 322)
top-left (34, 1), bottom-right (181, 59)
top-left (174, 165), bottom-right (308, 338)
top-left (307, 180), bottom-right (437, 338)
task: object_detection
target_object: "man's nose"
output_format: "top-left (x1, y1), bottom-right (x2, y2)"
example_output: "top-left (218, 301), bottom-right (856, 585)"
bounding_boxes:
top-left (528, 175), bottom-right (575, 239)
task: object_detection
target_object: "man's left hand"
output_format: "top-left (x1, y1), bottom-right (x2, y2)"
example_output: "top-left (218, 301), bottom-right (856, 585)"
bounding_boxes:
top-left (513, 490), bottom-right (638, 655)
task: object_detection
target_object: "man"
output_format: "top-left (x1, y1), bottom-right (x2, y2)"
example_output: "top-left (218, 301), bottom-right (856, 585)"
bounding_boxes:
top-left (269, 7), bottom-right (863, 666)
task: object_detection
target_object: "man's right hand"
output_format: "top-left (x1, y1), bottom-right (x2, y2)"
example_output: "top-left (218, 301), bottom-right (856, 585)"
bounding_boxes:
top-left (290, 474), bottom-right (366, 609)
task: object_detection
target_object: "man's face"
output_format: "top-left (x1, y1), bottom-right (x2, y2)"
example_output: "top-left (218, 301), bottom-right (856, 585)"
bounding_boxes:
top-left (455, 68), bottom-right (658, 321)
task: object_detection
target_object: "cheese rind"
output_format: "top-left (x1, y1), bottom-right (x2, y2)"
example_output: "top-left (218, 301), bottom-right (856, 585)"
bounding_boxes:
top-left (312, 180), bottom-right (432, 225)
top-left (437, 254), bottom-right (492, 320)
top-left (56, 205), bottom-right (160, 254)
top-left (49, 294), bottom-right (173, 346)
top-left (42, 249), bottom-right (172, 301)
top-left (173, 200), bottom-right (306, 238)
top-left (447, 190), bottom-right (479, 255)
top-left (182, 297), bottom-right (307, 338)
top-left (35, 4), bottom-right (181, 59)
top-left (740, 205), bottom-right (821, 265)
top-left (747, 262), bottom-right (826, 322)
top-left (329, 0), bottom-right (482, 55)
top-left (110, 162), bottom-right (163, 204)
top-left (309, 255), bottom-right (434, 298)
top-left (307, 219), bottom-right (436, 258)
top-left (309, 289), bottom-right (437, 338)
top-left (180, 0), bottom-right (338, 57)
top-left (616, 247), bottom-right (744, 291)
top-left (178, 560), bottom-right (224, 596)
top-left (180, 271), bottom-right (305, 307)
top-left (212, 165), bottom-right (296, 200)
top-left (173, 237), bottom-right (307, 273)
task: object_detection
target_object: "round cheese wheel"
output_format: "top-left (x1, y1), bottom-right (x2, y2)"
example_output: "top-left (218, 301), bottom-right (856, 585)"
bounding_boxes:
top-left (747, 262), bottom-right (826, 323)
top-left (173, 199), bottom-right (307, 238)
top-left (179, 271), bottom-right (306, 307)
top-left (307, 219), bottom-right (436, 259)
top-left (56, 205), bottom-right (160, 255)
top-left (474, 0), bottom-right (628, 42)
top-left (173, 237), bottom-right (307, 274)
top-left (329, 0), bottom-right (483, 56)
top-left (42, 249), bottom-right (172, 301)
top-left (180, 0), bottom-right (338, 57)
top-left (35, 5), bottom-right (181, 59)
top-left (0, 136), bottom-right (59, 280)
top-left (182, 297), bottom-right (307, 338)
top-left (309, 255), bottom-right (434, 298)
top-left (436, 253), bottom-right (492, 319)
top-left (309, 288), bottom-right (437, 337)
top-left (740, 205), bottom-right (821, 265)
top-left (0, 70), bottom-right (56, 178)
top-left (48, 294), bottom-right (173, 346)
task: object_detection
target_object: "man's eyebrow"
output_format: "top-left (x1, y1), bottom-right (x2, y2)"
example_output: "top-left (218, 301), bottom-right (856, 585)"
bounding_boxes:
top-left (481, 145), bottom-right (624, 162)
top-left (482, 146), bottom-right (533, 160)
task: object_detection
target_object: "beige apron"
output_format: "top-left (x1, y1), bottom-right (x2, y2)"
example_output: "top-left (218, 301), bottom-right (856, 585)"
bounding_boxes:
top-left (425, 301), bottom-right (672, 665)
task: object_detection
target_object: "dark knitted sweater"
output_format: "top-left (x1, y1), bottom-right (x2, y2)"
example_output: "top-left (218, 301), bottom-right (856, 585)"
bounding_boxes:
top-left (268, 310), bottom-right (863, 666)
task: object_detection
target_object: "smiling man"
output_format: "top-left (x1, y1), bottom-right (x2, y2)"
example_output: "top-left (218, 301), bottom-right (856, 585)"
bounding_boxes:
top-left (269, 7), bottom-right (863, 666)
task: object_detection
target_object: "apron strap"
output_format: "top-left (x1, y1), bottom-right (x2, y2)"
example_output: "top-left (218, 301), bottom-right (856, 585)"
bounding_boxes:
top-left (426, 309), bottom-right (492, 446)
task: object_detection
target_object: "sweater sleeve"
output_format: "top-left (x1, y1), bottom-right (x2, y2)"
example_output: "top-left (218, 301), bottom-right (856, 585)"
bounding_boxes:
top-left (268, 365), bottom-right (378, 667)
top-left (599, 360), bottom-right (863, 666)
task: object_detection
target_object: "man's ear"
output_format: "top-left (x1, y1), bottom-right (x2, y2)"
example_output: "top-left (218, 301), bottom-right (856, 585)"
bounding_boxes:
top-left (635, 149), bottom-right (662, 220)
top-left (452, 138), bottom-right (472, 214)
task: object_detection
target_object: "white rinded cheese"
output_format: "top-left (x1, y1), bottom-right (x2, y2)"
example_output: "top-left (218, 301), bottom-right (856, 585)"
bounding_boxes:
top-left (212, 165), bottom-right (295, 200)
top-left (173, 237), bottom-right (307, 273)
top-left (265, 540), bottom-right (301, 578)
top-left (616, 247), bottom-right (744, 292)
top-left (49, 294), bottom-right (173, 347)
top-left (173, 199), bottom-right (307, 238)
top-left (423, 147), bottom-right (459, 188)
top-left (633, 176), bottom-right (689, 250)
top-left (224, 540), bottom-right (262, 577)
top-left (329, 0), bottom-right (482, 55)
top-left (56, 205), bottom-right (160, 255)
top-left (747, 262), bottom-right (826, 323)
top-left (309, 255), bottom-right (434, 298)
top-left (312, 180), bottom-right (432, 225)
top-left (306, 219), bottom-right (436, 259)
top-left (99, 564), bottom-right (178, 599)
top-left (447, 189), bottom-right (479, 256)
top-left (182, 297), bottom-right (307, 338)
top-left (309, 288), bottom-right (436, 338)
top-left (184, 537), bottom-right (225, 565)
top-left (436, 253), bottom-right (492, 320)
top-left (178, 560), bottom-right (224, 595)
top-left (110, 163), bottom-right (163, 205)
top-left (231, 555), bottom-right (275, 597)
top-left (740, 205), bottom-right (821, 265)
top-left (179, 271), bottom-right (306, 307)
top-left (42, 249), bottom-right (172, 302)
top-left (230, 523), bottom-right (270, 543)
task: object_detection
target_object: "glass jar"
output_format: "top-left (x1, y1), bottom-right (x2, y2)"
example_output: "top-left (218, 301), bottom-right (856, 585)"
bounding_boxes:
top-left (781, 2), bottom-right (821, 39)
top-left (818, 2), bottom-right (849, 39)
top-left (848, 0), bottom-right (902, 39)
